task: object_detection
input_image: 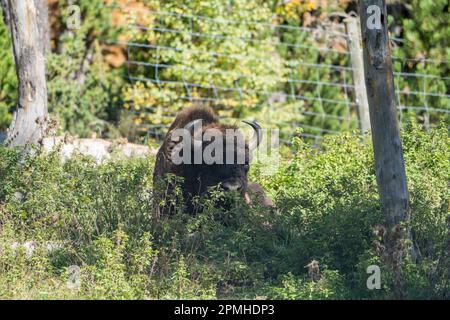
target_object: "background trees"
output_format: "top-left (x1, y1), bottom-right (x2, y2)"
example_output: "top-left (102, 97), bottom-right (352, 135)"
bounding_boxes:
top-left (1, 0), bottom-right (448, 142)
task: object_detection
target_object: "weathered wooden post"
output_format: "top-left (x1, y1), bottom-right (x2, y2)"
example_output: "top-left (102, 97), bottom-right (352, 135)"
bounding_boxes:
top-left (359, 0), bottom-right (411, 299)
top-left (345, 16), bottom-right (371, 133)
top-left (3, 0), bottom-right (48, 148)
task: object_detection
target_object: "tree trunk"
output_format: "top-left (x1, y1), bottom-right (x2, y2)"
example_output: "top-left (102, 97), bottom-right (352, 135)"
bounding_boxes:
top-left (35, 0), bottom-right (50, 52)
top-left (4, 0), bottom-right (48, 148)
top-left (359, 0), bottom-right (411, 299)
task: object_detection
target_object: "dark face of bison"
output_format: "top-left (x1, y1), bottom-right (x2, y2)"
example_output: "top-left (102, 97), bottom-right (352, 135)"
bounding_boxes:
top-left (164, 119), bottom-right (262, 199)
top-left (189, 143), bottom-right (250, 197)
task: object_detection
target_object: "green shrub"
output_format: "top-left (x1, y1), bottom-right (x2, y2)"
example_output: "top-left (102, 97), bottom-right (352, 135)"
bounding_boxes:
top-left (121, 0), bottom-right (358, 141)
top-left (0, 2), bottom-right (126, 137)
top-left (46, 0), bottom-right (125, 138)
top-left (0, 7), bottom-right (16, 131)
top-left (264, 271), bottom-right (347, 300)
top-left (122, 0), bottom-right (283, 132)
top-left (392, 0), bottom-right (450, 126)
top-left (0, 125), bottom-right (448, 299)
top-left (1, 1), bottom-right (448, 141)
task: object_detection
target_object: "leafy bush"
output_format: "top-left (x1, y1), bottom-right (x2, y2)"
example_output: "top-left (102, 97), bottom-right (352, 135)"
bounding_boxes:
top-left (0, 125), bottom-right (448, 299)
top-left (121, 0), bottom-right (358, 141)
top-left (0, 7), bottom-right (16, 131)
top-left (0, 2), bottom-right (126, 138)
top-left (1, 1), bottom-right (448, 141)
top-left (122, 0), bottom-right (283, 130)
top-left (392, 0), bottom-right (450, 126)
top-left (264, 271), bottom-right (347, 300)
top-left (46, 0), bottom-right (125, 138)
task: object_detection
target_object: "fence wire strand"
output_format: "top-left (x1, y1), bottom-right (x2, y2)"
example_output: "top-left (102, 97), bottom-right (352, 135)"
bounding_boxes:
top-left (110, 4), bottom-right (449, 144)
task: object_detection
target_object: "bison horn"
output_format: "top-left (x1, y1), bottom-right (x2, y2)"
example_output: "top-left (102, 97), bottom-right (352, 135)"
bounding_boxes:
top-left (242, 120), bottom-right (262, 150)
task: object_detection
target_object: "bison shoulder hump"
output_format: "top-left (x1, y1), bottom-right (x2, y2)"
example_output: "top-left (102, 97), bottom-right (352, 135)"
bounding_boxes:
top-left (169, 106), bottom-right (219, 130)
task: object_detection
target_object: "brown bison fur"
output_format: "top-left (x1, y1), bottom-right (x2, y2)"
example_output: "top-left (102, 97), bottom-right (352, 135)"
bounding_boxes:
top-left (153, 106), bottom-right (272, 216)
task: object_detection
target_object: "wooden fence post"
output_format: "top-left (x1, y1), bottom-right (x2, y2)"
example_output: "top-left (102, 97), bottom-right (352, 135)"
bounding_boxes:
top-left (4, 0), bottom-right (48, 148)
top-left (359, 0), bottom-right (412, 299)
top-left (345, 16), bottom-right (371, 133)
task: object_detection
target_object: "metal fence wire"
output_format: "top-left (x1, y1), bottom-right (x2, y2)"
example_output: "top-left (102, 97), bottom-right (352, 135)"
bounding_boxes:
top-left (109, 4), bottom-right (450, 144)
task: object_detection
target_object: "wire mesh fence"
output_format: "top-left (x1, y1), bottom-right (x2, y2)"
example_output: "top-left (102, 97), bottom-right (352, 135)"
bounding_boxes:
top-left (391, 54), bottom-right (450, 129)
top-left (108, 3), bottom-right (450, 145)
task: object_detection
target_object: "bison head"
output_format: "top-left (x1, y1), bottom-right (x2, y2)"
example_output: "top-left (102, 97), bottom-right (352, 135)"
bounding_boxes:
top-left (163, 119), bottom-right (262, 198)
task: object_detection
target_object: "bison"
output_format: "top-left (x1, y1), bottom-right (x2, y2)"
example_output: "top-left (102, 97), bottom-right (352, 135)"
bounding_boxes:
top-left (153, 106), bottom-right (272, 216)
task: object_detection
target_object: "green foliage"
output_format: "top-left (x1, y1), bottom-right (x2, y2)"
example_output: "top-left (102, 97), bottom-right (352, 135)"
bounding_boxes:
top-left (0, 2), bottom-right (126, 137)
top-left (264, 132), bottom-right (381, 276)
top-left (392, 0), bottom-right (450, 125)
top-left (395, 0), bottom-right (449, 63)
top-left (122, 0), bottom-right (283, 132)
top-left (269, 2), bottom-right (356, 140)
top-left (0, 126), bottom-right (448, 299)
top-left (122, 0), bottom-right (357, 140)
top-left (0, 1), bottom-right (448, 140)
top-left (264, 271), bottom-right (346, 300)
top-left (76, 230), bottom-right (157, 299)
top-left (46, 0), bottom-right (125, 138)
top-left (0, 149), bottom-right (154, 242)
top-left (0, 7), bottom-right (16, 131)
